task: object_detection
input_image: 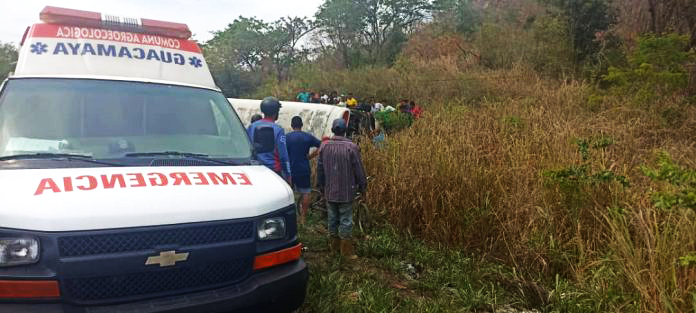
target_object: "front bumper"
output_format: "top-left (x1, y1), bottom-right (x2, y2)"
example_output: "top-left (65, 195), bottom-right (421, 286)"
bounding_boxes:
top-left (0, 260), bottom-right (308, 313)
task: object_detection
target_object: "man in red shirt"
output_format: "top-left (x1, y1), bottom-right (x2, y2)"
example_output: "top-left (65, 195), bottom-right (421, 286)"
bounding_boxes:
top-left (410, 101), bottom-right (423, 119)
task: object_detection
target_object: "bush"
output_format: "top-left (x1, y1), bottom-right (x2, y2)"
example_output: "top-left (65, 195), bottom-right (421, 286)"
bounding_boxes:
top-left (374, 111), bottom-right (413, 133)
top-left (602, 34), bottom-right (695, 104)
top-left (642, 151), bottom-right (696, 211)
top-left (530, 14), bottom-right (575, 77)
top-left (478, 20), bottom-right (534, 69)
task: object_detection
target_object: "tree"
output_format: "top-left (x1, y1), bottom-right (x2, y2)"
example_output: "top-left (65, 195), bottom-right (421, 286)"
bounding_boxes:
top-left (614, 0), bottom-right (696, 48)
top-left (361, 0), bottom-right (432, 63)
top-left (645, 0), bottom-right (696, 47)
top-left (0, 43), bottom-right (18, 81)
top-left (603, 34), bottom-right (695, 103)
top-left (431, 0), bottom-right (482, 35)
top-left (206, 17), bottom-right (271, 73)
top-left (315, 0), bottom-right (431, 67)
top-left (268, 17), bottom-right (315, 81)
top-left (544, 0), bottom-right (614, 65)
top-left (315, 0), bottom-right (366, 67)
top-left (647, 0), bottom-right (657, 33)
top-left (204, 16), bottom-right (313, 97)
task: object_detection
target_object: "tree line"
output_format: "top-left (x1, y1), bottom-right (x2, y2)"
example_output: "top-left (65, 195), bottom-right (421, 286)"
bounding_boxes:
top-left (204, 0), bottom-right (696, 98)
top-left (1, 0), bottom-right (694, 94)
top-left (203, 0), bottom-right (434, 97)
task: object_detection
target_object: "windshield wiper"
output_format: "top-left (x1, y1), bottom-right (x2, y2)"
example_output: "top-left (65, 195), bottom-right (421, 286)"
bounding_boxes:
top-left (0, 153), bottom-right (124, 167)
top-left (124, 151), bottom-right (243, 166)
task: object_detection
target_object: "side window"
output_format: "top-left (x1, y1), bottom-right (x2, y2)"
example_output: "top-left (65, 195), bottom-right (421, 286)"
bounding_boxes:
top-left (210, 99), bottom-right (233, 137)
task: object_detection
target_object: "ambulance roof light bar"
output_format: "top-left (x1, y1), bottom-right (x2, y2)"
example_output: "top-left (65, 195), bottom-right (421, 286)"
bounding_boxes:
top-left (39, 6), bottom-right (192, 39)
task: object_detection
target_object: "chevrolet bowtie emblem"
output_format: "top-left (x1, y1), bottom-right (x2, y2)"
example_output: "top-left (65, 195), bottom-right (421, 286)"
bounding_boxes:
top-left (145, 251), bottom-right (189, 267)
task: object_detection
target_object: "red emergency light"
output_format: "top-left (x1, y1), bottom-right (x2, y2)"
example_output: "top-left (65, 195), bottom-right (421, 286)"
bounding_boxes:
top-left (39, 6), bottom-right (192, 39)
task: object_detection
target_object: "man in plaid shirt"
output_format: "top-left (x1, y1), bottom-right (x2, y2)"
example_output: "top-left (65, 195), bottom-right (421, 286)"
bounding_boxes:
top-left (317, 119), bottom-right (367, 260)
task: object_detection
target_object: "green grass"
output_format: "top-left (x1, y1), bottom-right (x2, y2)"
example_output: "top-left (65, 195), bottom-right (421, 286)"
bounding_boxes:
top-left (296, 210), bottom-right (634, 313)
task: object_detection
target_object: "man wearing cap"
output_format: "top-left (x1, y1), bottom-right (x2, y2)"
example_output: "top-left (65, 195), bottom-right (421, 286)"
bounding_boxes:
top-left (247, 97), bottom-right (291, 182)
top-left (317, 119), bottom-right (367, 260)
top-left (287, 116), bottom-right (322, 225)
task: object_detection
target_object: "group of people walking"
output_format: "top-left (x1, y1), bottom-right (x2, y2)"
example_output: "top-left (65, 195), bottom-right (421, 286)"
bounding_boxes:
top-left (248, 97), bottom-right (368, 260)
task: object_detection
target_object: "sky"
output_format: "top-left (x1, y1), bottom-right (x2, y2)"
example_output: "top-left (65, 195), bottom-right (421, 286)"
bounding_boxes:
top-left (0, 0), bottom-right (324, 46)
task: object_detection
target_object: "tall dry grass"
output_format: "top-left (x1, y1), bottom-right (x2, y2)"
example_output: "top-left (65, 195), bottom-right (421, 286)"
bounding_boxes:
top-left (266, 44), bottom-right (696, 310)
top-left (356, 67), bottom-right (696, 312)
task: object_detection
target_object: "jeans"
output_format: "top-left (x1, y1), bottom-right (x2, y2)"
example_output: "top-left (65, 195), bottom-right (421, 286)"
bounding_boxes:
top-left (327, 201), bottom-right (353, 239)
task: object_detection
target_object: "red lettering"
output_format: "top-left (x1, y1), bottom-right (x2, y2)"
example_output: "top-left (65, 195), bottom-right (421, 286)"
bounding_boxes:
top-left (32, 172), bottom-right (251, 195)
top-left (148, 173), bottom-right (168, 186)
top-left (169, 172), bottom-right (192, 185)
top-left (63, 177), bottom-right (74, 192)
top-left (76, 176), bottom-right (98, 191)
top-left (190, 172), bottom-right (209, 185)
top-left (102, 174), bottom-right (126, 189)
top-left (35, 178), bottom-right (61, 195)
top-left (207, 172), bottom-right (237, 185)
top-left (128, 173), bottom-right (147, 187)
top-left (235, 173), bottom-right (253, 185)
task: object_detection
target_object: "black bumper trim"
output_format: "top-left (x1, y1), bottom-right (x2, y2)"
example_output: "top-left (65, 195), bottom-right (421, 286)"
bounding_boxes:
top-left (0, 260), bottom-right (308, 313)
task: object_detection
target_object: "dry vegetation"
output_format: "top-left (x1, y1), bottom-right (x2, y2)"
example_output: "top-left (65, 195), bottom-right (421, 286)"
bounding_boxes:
top-left (355, 64), bottom-right (696, 311)
top-left (259, 1), bottom-right (696, 311)
top-left (273, 59), bottom-right (696, 311)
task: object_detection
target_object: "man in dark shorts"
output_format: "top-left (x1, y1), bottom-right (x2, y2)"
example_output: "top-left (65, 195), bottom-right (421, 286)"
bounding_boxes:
top-left (286, 116), bottom-right (321, 225)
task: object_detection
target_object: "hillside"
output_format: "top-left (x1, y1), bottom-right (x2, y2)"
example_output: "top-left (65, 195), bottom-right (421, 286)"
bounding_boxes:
top-left (251, 1), bottom-right (696, 312)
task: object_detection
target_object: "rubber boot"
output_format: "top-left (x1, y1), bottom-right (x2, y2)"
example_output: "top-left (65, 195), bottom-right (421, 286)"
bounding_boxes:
top-left (329, 236), bottom-right (341, 254)
top-left (340, 239), bottom-right (358, 260)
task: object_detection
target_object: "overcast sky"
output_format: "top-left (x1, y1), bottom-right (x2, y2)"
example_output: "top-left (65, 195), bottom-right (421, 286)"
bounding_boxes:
top-left (0, 0), bottom-right (324, 46)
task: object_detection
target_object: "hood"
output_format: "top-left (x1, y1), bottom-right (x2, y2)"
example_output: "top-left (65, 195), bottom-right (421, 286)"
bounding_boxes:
top-left (0, 166), bottom-right (294, 232)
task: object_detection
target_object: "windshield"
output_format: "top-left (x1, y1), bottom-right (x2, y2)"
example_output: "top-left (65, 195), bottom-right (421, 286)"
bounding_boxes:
top-left (0, 78), bottom-right (252, 163)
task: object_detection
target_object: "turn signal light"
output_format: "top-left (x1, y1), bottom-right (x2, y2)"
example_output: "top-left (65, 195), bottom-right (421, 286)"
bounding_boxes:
top-left (0, 280), bottom-right (60, 299)
top-left (253, 244), bottom-right (302, 270)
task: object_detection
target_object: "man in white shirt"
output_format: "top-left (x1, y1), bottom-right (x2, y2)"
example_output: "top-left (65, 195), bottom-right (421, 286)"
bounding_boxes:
top-left (372, 100), bottom-right (384, 113)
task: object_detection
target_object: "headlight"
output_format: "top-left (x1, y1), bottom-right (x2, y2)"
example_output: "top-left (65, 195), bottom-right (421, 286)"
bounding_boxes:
top-left (0, 238), bottom-right (39, 267)
top-left (258, 217), bottom-right (286, 240)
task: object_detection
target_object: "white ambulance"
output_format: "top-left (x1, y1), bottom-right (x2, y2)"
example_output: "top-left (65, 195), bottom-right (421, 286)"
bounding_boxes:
top-left (0, 6), bottom-right (307, 313)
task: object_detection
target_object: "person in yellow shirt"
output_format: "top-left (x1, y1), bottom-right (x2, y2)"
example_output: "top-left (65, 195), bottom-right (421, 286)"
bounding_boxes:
top-left (346, 93), bottom-right (358, 108)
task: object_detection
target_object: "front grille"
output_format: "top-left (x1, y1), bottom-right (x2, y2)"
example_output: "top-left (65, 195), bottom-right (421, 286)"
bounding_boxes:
top-left (58, 221), bottom-right (255, 257)
top-left (62, 258), bottom-right (252, 303)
